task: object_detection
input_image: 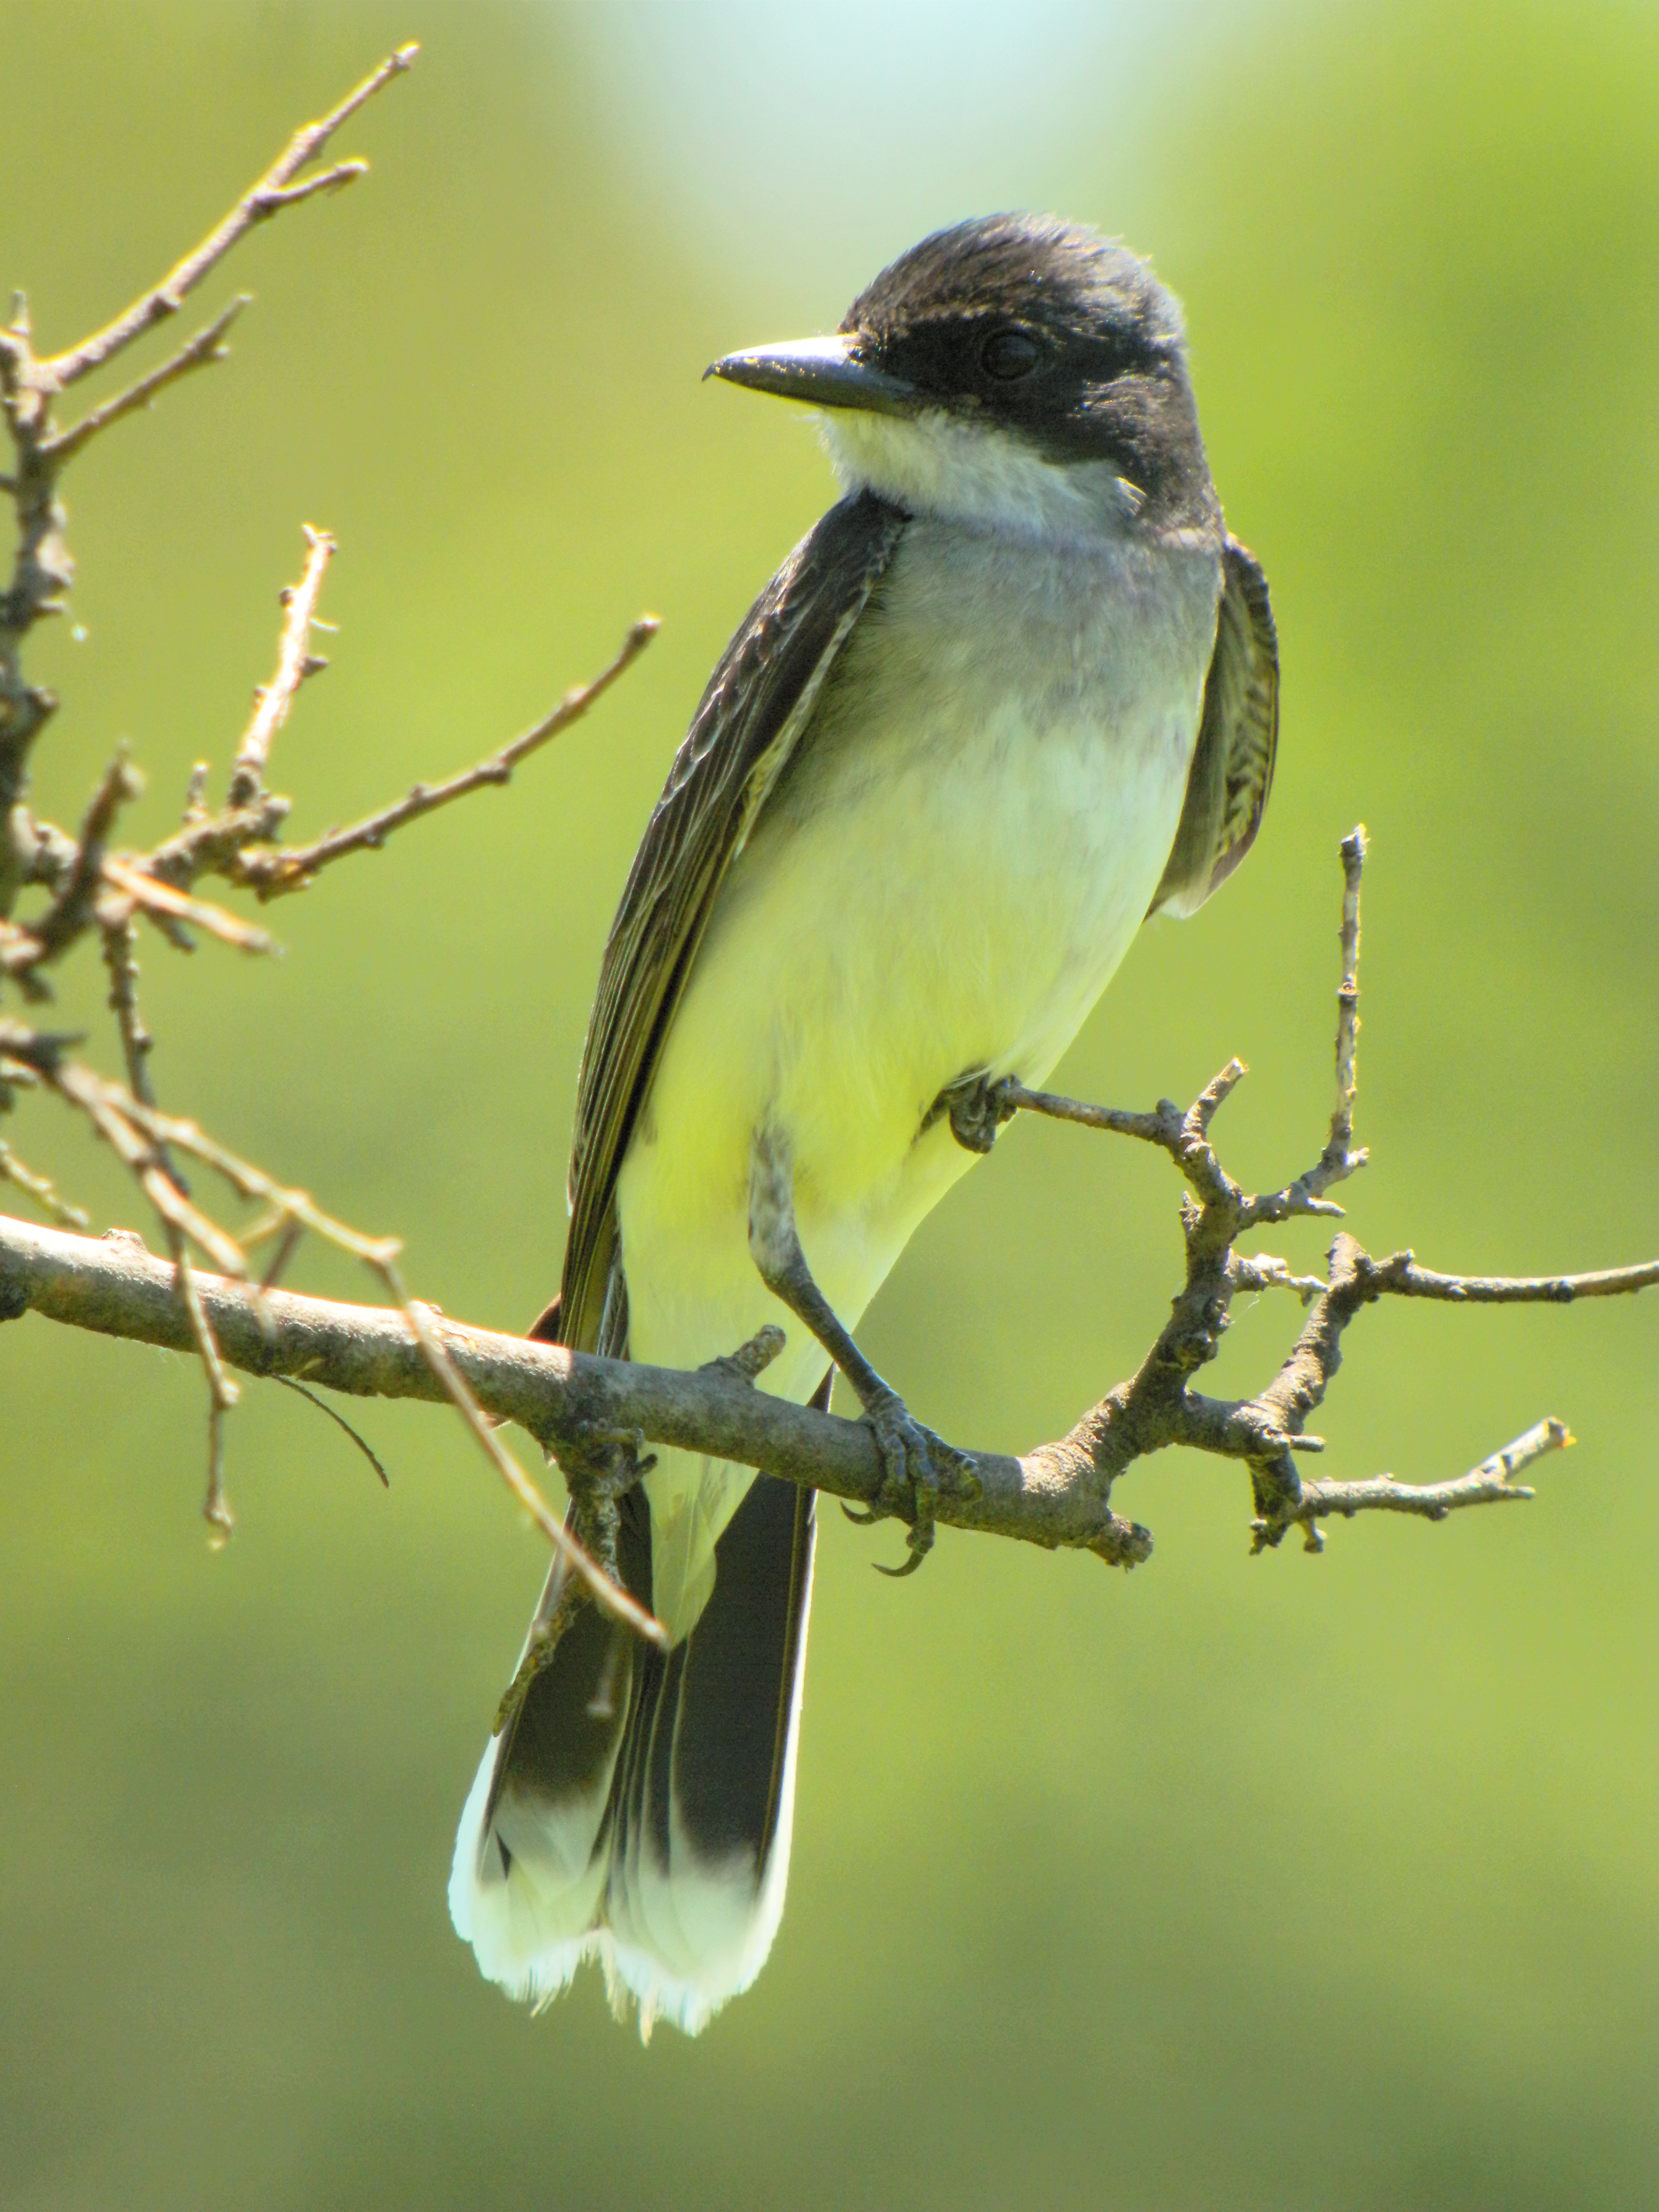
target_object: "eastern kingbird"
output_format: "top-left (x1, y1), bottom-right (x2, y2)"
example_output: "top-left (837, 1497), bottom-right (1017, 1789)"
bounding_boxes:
top-left (450, 214), bottom-right (1277, 2036)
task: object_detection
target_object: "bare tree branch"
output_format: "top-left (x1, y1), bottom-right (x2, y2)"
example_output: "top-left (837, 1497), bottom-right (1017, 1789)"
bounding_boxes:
top-left (1, 46), bottom-right (417, 918)
top-left (236, 613), bottom-right (661, 898)
top-left (0, 1136), bottom-right (86, 1226)
top-left (0, 1207), bottom-right (1154, 1566)
top-left (39, 296), bottom-right (248, 466)
top-left (0, 480), bottom-right (650, 1566)
top-left (98, 860), bottom-right (276, 955)
top-left (4, 826), bottom-right (1653, 1581)
top-left (1285, 1418), bottom-right (1571, 1530)
top-left (227, 524), bottom-right (334, 808)
top-left (0, 1030), bottom-right (667, 1636)
top-left (2, 748), bottom-right (141, 973)
top-left (1368, 1254), bottom-right (1659, 1304)
top-left (41, 48), bottom-right (417, 390)
top-left (1296, 820), bottom-right (1368, 1204)
top-left (3, 1163), bottom-right (1647, 1567)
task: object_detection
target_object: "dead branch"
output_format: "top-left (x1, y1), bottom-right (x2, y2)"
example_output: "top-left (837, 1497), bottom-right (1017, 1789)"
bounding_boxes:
top-left (235, 613), bottom-right (661, 899)
top-left (0, 45), bottom-right (417, 916)
top-left (41, 49), bottom-right (417, 392)
top-left (2, 1072), bottom-right (1650, 1565)
top-left (0, 1026), bottom-right (665, 1635)
top-left (3, 826), bottom-right (1654, 1575)
top-left (0, 1136), bottom-right (86, 1226)
top-left (0, 1205), bottom-right (1151, 1563)
top-left (1285, 1418), bottom-right (1572, 1530)
top-left (1, 50), bottom-right (661, 1609)
top-left (39, 297), bottom-right (249, 467)
top-left (228, 524), bottom-right (335, 809)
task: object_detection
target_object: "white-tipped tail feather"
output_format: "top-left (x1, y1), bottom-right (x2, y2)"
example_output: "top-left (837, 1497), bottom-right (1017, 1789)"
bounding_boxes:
top-left (450, 1473), bottom-right (815, 2040)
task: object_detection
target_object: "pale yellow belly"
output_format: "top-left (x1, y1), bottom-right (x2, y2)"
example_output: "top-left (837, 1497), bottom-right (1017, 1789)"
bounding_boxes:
top-left (613, 523), bottom-right (1220, 1635)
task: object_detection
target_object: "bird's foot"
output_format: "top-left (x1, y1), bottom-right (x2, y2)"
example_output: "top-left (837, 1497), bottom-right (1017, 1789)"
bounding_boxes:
top-left (549, 1425), bottom-right (655, 1588)
top-left (927, 1069), bottom-right (1019, 1156)
top-left (552, 1422), bottom-right (656, 1498)
top-left (856, 1384), bottom-right (979, 1576)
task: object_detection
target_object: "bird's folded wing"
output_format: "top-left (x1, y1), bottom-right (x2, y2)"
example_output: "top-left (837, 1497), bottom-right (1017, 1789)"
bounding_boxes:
top-left (557, 488), bottom-right (910, 1352)
top-left (1149, 536), bottom-right (1279, 919)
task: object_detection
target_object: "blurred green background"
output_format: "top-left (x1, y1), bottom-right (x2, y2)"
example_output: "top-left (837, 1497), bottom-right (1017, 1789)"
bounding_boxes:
top-left (3, 2), bottom-right (1656, 2206)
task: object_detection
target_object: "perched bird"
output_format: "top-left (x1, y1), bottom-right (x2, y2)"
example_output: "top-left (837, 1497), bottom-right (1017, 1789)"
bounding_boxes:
top-left (450, 214), bottom-right (1277, 2036)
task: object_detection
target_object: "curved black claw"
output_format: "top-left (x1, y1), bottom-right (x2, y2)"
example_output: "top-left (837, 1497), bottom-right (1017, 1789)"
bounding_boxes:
top-left (873, 1545), bottom-right (928, 1581)
top-left (860, 1385), bottom-right (978, 1576)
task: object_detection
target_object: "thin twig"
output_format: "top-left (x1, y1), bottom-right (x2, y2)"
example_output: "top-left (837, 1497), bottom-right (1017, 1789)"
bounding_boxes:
top-left (1376, 1254), bottom-right (1659, 1304)
top-left (239, 616), bottom-right (660, 897)
top-left (0, 1139), bottom-right (87, 1226)
top-left (1000, 1083), bottom-right (1180, 1151)
top-left (1283, 1418), bottom-right (1571, 1534)
top-left (139, 797), bottom-right (291, 897)
top-left (43, 47), bottom-right (418, 389)
top-left (43, 1059), bottom-right (247, 1276)
top-left (373, 1256), bottom-right (668, 1649)
top-left (101, 856), bottom-right (276, 955)
top-left (97, 911), bottom-right (187, 1193)
top-left (163, 1221), bottom-right (240, 1543)
top-left (67, 1074), bottom-right (399, 1261)
top-left (270, 1374), bottom-right (389, 1487)
top-left (1301, 821), bottom-right (1369, 1201)
top-left (1230, 1253), bottom-right (1325, 1301)
top-left (4, 1037), bottom-right (666, 1619)
top-left (40, 297), bottom-right (247, 466)
top-left (4, 749), bottom-right (142, 971)
top-left (227, 525), bottom-right (334, 806)
top-left (99, 915), bottom-right (155, 1105)
top-left (256, 1218), bottom-right (304, 1293)
top-left (246, 164), bottom-right (369, 215)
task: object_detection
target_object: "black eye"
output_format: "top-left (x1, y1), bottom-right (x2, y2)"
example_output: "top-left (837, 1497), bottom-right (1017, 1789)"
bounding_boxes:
top-left (979, 328), bottom-right (1042, 381)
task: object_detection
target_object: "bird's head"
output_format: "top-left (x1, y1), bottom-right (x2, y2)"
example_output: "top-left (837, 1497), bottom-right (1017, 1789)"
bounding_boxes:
top-left (707, 214), bottom-right (1215, 539)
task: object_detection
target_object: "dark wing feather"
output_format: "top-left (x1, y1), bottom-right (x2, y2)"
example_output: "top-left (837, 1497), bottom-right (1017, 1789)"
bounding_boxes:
top-left (556, 490), bottom-right (909, 1352)
top-left (1149, 537), bottom-right (1279, 919)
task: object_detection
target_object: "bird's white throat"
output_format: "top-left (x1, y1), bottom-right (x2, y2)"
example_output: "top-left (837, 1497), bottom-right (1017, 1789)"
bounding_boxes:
top-left (819, 405), bottom-right (1145, 544)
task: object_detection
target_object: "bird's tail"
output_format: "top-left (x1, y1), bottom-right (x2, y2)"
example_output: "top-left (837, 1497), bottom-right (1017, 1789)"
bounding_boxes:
top-left (449, 1461), bottom-right (817, 2039)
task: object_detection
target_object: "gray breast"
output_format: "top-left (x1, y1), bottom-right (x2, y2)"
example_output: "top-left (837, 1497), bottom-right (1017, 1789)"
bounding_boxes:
top-left (771, 517), bottom-right (1224, 821)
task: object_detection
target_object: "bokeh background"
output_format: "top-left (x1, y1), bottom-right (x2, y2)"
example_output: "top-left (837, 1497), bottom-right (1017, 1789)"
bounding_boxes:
top-left (3, 3), bottom-right (1656, 2206)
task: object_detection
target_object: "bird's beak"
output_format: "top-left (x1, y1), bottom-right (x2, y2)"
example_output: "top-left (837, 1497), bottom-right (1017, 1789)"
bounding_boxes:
top-left (704, 334), bottom-right (916, 416)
